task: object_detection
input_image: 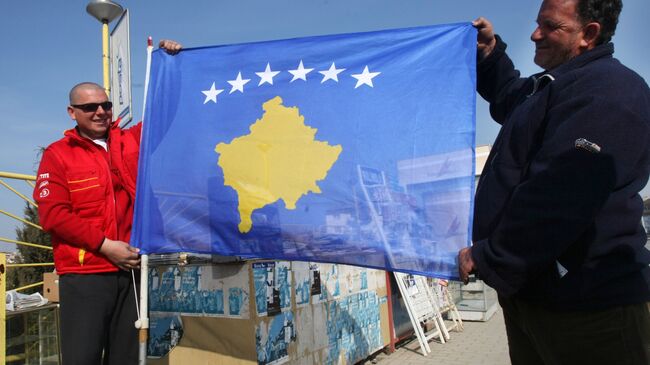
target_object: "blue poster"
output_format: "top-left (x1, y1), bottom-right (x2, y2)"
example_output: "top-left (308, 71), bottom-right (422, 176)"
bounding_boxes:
top-left (253, 262), bottom-right (291, 316)
top-left (256, 312), bottom-right (296, 365)
top-left (149, 265), bottom-right (249, 318)
top-left (148, 314), bottom-right (183, 358)
top-left (133, 23), bottom-right (477, 279)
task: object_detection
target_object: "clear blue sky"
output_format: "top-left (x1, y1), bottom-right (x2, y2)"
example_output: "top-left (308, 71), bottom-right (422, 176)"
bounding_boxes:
top-left (1, 0), bottom-right (648, 249)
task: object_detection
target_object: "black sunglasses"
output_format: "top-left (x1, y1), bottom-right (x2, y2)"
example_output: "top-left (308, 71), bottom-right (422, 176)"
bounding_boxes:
top-left (71, 101), bottom-right (113, 112)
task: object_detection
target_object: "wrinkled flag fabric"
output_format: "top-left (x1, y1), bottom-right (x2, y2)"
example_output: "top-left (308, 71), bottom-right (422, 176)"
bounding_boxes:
top-left (132, 22), bottom-right (477, 279)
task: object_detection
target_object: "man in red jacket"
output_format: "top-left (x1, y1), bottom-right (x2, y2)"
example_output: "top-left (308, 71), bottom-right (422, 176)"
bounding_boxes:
top-left (34, 40), bottom-right (181, 365)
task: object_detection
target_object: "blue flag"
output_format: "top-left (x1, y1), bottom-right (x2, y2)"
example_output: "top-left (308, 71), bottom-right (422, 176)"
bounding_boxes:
top-left (133, 22), bottom-right (477, 279)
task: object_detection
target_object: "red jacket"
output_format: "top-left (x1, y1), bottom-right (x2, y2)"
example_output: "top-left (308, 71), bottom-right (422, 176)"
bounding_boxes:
top-left (34, 122), bottom-right (141, 274)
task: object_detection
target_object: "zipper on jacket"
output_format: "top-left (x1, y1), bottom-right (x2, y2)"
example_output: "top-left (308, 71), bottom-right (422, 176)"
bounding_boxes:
top-left (107, 141), bottom-right (119, 239)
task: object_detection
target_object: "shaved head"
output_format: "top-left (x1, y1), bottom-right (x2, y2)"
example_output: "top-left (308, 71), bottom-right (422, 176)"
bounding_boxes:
top-left (67, 82), bottom-right (112, 139)
top-left (69, 82), bottom-right (104, 104)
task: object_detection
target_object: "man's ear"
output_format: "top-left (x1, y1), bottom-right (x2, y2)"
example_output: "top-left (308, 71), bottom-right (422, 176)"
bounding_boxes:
top-left (581, 22), bottom-right (602, 49)
top-left (67, 106), bottom-right (76, 121)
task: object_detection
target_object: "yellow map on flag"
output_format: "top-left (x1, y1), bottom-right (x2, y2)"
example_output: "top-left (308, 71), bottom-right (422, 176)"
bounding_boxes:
top-left (215, 96), bottom-right (342, 233)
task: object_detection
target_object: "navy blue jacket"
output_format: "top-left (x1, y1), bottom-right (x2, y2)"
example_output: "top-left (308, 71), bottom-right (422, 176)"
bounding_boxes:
top-left (472, 36), bottom-right (650, 310)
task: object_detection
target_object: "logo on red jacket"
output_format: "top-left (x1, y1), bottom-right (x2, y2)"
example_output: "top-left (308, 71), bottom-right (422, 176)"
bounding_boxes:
top-left (39, 188), bottom-right (50, 198)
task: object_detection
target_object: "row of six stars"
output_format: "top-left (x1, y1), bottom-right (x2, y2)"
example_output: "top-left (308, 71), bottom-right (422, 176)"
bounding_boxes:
top-left (201, 61), bottom-right (381, 104)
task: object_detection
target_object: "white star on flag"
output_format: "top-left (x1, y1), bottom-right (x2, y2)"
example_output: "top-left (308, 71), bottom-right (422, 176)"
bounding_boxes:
top-left (227, 72), bottom-right (251, 94)
top-left (288, 60), bottom-right (314, 82)
top-left (202, 82), bottom-right (224, 104)
top-left (319, 62), bottom-right (346, 83)
top-left (351, 66), bottom-right (381, 88)
top-left (256, 63), bottom-right (281, 86)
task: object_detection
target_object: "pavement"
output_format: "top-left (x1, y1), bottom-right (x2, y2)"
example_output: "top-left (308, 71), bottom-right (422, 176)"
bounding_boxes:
top-left (366, 307), bottom-right (511, 365)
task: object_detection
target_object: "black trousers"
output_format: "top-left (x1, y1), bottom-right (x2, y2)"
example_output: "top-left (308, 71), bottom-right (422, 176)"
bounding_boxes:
top-left (499, 295), bottom-right (650, 365)
top-left (59, 271), bottom-right (139, 365)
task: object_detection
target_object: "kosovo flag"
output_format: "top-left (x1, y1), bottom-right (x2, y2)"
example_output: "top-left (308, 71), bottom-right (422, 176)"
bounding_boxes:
top-left (132, 22), bottom-right (476, 279)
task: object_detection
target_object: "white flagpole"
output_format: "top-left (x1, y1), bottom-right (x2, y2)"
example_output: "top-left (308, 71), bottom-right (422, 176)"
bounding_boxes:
top-left (136, 36), bottom-right (154, 365)
top-left (137, 255), bottom-right (149, 364)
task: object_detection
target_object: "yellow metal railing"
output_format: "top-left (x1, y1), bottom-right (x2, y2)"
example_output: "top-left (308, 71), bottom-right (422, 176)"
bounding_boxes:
top-left (1, 252), bottom-right (6, 364)
top-left (1, 171), bottom-right (53, 363)
top-left (0, 179), bottom-right (37, 208)
top-left (0, 172), bottom-right (48, 255)
top-left (7, 263), bottom-right (54, 268)
top-left (0, 209), bottom-right (42, 230)
top-left (11, 281), bottom-right (45, 292)
top-left (0, 238), bottom-right (52, 251)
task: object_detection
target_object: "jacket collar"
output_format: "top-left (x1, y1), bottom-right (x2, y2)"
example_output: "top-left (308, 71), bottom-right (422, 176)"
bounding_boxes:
top-left (527, 43), bottom-right (614, 97)
top-left (546, 42), bottom-right (614, 79)
top-left (63, 117), bottom-right (122, 143)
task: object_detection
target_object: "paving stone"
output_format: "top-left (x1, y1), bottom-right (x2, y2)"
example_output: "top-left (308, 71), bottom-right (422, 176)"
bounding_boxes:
top-left (374, 307), bottom-right (510, 365)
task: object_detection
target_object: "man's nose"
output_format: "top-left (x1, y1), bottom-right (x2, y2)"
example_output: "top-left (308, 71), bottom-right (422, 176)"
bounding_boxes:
top-left (531, 27), bottom-right (543, 42)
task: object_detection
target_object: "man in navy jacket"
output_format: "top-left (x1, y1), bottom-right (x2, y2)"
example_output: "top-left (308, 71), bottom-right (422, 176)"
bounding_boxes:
top-left (458, 0), bottom-right (650, 363)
